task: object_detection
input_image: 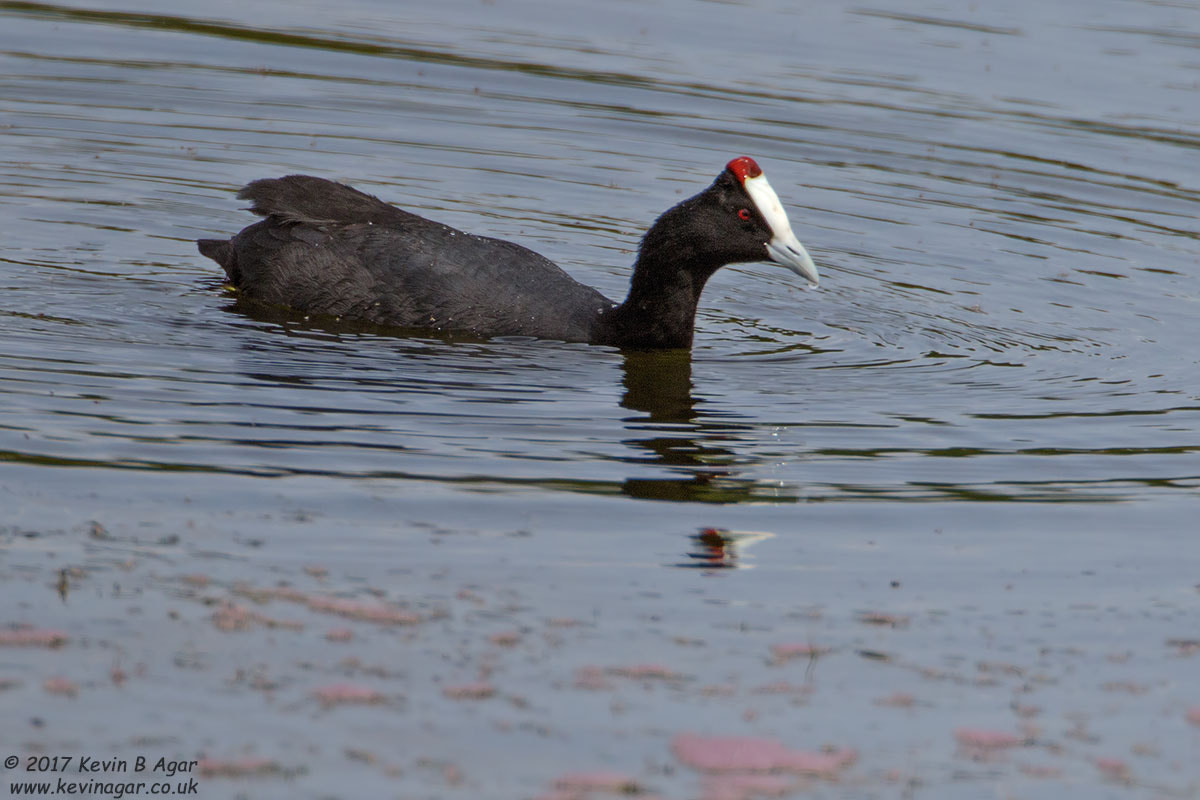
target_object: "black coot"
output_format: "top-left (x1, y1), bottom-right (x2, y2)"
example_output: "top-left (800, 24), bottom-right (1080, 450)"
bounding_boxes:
top-left (198, 157), bottom-right (819, 349)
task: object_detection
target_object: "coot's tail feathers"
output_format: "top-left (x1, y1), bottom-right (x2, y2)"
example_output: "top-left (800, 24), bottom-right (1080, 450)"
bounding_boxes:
top-left (197, 238), bottom-right (239, 284)
top-left (198, 238), bottom-right (231, 265)
top-left (237, 175), bottom-right (415, 227)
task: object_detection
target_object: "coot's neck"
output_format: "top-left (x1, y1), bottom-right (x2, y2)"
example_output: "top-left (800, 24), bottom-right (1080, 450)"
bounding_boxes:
top-left (593, 200), bottom-right (723, 350)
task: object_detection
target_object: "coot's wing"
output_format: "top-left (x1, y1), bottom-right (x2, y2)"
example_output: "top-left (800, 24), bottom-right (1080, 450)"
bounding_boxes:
top-left (213, 177), bottom-right (613, 341)
top-left (238, 175), bottom-right (428, 228)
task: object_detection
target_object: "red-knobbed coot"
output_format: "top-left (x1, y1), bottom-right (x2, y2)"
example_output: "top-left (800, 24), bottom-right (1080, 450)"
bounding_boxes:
top-left (198, 157), bottom-right (818, 349)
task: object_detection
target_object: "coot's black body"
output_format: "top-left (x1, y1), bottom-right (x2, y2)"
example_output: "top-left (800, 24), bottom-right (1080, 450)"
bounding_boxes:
top-left (198, 157), bottom-right (818, 349)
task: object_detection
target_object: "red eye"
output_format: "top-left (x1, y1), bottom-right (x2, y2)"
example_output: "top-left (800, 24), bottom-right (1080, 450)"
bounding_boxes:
top-left (738, 208), bottom-right (751, 221)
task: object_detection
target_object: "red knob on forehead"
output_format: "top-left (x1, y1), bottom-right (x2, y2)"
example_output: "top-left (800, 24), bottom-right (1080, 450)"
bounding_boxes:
top-left (726, 156), bottom-right (763, 183)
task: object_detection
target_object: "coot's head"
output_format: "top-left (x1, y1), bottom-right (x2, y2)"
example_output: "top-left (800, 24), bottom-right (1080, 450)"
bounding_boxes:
top-left (638, 157), bottom-right (819, 288)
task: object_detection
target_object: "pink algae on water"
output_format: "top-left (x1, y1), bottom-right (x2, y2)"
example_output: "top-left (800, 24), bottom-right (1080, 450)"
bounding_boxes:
top-left (0, 628), bottom-right (69, 647)
top-left (701, 774), bottom-right (796, 800)
top-left (211, 604), bottom-right (254, 632)
top-left (672, 733), bottom-right (856, 778)
top-left (442, 681), bottom-right (496, 700)
top-left (232, 584), bottom-right (421, 625)
top-left (606, 663), bottom-right (683, 681)
top-left (875, 692), bottom-right (917, 708)
top-left (954, 728), bottom-right (1024, 756)
top-left (1096, 757), bottom-right (1132, 782)
top-left (856, 611), bottom-right (910, 627)
top-left (488, 630), bottom-right (522, 647)
top-left (750, 681), bottom-right (813, 697)
top-left (553, 771), bottom-right (643, 792)
top-left (312, 683), bottom-right (388, 707)
top-left (304, 596), bottom-right (421, 625)
top-left (211, 603), bottom-right (303, 633)
top-left (43, 677), bottom-right (79, 696)
top-left (769, 643), bottom-right (828, 664)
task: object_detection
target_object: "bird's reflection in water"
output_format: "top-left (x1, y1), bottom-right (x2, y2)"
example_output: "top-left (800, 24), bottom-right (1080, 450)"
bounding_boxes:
top-left (219, 299), bottom-right (784, 504)
top-left (617, 350), bottom-right (798, 505)
top-left (679, 527), bottom-right (777, 569)
top-left (618, 351), bottom-right (791, 569)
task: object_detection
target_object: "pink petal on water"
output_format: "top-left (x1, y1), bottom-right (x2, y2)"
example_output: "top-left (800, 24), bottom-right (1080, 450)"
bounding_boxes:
top-left (606, 663), bottom-right (683, 680)
top-left (750, 681), bottom-right (813, 696)
top-left (701, 774), bottom-right (795, 800)
top-left (1186, 707), bottom-right (1200, 726)
top-left (673, 734), bottom-right (794, 772)
top-left (211, 603), bottom-right (303, 632)
top-left (234, 584), bottom-right (308, 604)
top-left (856, 611), bottom-right (909, 627)
top-left (769, 643), bottom-right (827, 663)
top-left (1094, 758), bottom-right (1128, 782)
top-left (672, 734), bottom-right (855, 777)
top-left (312, 683), bottom-right (387, 707)
top-left (554, 771), bottom-right (642, 792)
top-left (43, 677), bottom-right (78, 696)
top-left (212, 604), bottom-right (254, 632)
top-left (0, 629), bottom-right (69, 647)
top-left (875, 692), bottom-right (916, 708)
top-left (1095, 757), bottom-right (1131, 781)
top-left (305, 596), bottom-right (421, 625)
top-left (489, 631), bottom-right (522, 647)
top-left (954, 728), bottom-right (1023, 749)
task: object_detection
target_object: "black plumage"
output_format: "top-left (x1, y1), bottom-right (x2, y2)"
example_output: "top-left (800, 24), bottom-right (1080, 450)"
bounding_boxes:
top-left (198, 158), bottom-right (818, 349)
